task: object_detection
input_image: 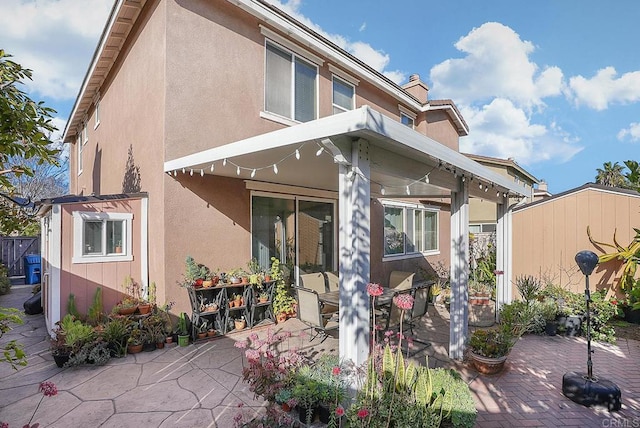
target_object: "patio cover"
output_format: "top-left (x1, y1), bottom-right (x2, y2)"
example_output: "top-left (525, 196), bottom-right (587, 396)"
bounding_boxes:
top-left (165, 106), bottom-right (528, 366)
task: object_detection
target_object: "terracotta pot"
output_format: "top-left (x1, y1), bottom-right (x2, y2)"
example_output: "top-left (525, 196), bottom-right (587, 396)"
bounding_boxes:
top-left (258, 298), bottom-right (268, 303)
top-left (137, 304), bottom-right (151, 314)
top-left (281, 403), bottom-right (291, 412)
top-left (207, 329), bottom-right (216, 337)
top-left (197, 332), bottom-right (206, 339)
top-left (165, 336), bottom-right (173, 344)
top-left (127, 344), bottom-right (143, 354)
top-left (234, 320), bottom-right (246, 331)
top-left (470, 351), bottom-right (507, 375)
top-left (202, 280), bottom-right (213, 288)
top-left (118, 306), bottom-right (137, 316)
top-left (156, 342), bottom-right (165, 349)
top-left (276, 313), bottom-right (287, 323)
top-left (264, 275), bottom-right (271, 282)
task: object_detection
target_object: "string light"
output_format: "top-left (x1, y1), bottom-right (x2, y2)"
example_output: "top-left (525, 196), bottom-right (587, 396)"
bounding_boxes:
top-left (273, 164), bottom-right (278, 174)
top-left (316, 147), bottom-right (324, 156)
top-left (189, 169), bottom-right (193, 176)
top-left (295, 149), bottom-right (300, 160)
top-left (200, 169), bottom-right (204, 177)
top-left (380, 186), bottom-right (386, 195)
top-left (236, 166), bottom-right (241, 175)
top-left (251, 169), bottom-right (256, 178)
top-left (210, 164), bottom-right (214, 172)
top-left (223, 158), bottom-right (227, 166)
top-left (406, 185), bottom-right (411, 195)
top-left (173, 170), bottom-right (177, 176)
top-left (479, 183), bottom-right (483, 189)
top-left (424, 174), bottom-right (430, 184)
top-left (182, 168), bottom-right (185, 174)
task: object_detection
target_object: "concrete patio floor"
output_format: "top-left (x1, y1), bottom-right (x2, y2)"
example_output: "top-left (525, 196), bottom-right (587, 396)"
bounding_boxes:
top-left (1, 285), bottom-right (639, 427)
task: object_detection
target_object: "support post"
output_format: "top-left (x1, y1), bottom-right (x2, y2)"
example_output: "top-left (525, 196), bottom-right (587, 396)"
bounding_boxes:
top-left (449, 177), bottom-right (469, 360)
top-left (339, 139), bottom-right (371, 376)
top-left (495, 197), bottom-right (513, 318)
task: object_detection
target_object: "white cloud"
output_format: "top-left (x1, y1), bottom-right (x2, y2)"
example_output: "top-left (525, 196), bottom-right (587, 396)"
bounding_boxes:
top-left (269, 1), bottom-right (405, 82)
top-left (460, 98), bottom-right (583, 164)
top-left (430, 22), bottom-right (564, 109)
top-left (0, 0), bottom-right (113, 100)
top-left (618, 122), bottom-right (640, 142)
top-left (569, 67), bottom-right (640, 110)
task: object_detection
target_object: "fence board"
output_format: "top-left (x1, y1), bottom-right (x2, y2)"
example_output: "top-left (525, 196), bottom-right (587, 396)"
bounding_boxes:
top-left (0, 236), bottom-right (40, 277)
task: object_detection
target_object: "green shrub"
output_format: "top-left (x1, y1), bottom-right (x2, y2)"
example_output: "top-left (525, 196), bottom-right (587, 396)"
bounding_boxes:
top-left (0, 263), bottom-right (11, 295)
top-left (515, 275), bottom-right (541, 304)
top-left (430, 368), bottom-right (477, 428)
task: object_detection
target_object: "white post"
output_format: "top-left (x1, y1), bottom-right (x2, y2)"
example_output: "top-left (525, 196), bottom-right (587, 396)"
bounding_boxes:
top-left (449, 177), bottom-right (469, 360)
top-left (339, 139), bottom-right (371, 376)
top-left (496, 198), bottom-right (513, 316)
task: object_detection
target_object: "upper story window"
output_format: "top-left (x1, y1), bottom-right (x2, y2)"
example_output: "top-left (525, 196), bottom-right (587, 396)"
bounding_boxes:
top-left (72, 211), bottom-right (133, 264)
top-left (384, 201), bottom-right (439, 258)
top-left (94, 99), bottom-right (100, 129)
top-left (401, 113), bottom-right (415, 128)
top-left (76, 132), bottom-right (83, 176)
top-left (82, 122), bottom-right (88, 144)
top-left (332, 76), bottom-right (354, 114)
top-left (265, 41), bottom-right (317, 123)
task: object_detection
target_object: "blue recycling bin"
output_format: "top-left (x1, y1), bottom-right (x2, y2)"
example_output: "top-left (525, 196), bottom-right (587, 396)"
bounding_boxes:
top-left (24, 254), bottom-right (41, 285)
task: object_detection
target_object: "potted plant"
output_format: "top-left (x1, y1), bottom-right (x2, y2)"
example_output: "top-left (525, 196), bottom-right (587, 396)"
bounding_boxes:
top-left (258, 291), bottom-right (269, 303)
top-left (467, 301), bottom-right (535, 374)
top-left (112, 297), bottom-right (138, 316)
top-left (540, 298), bottom-right (559, 336)
top-left (232, 293), bottom-right (243, 307)
top-left (234, 315), bottom-right (246, 331)
top-left (270, 257), bottom-right (297, 322)
top-left (291, 373), bottom-right (322, 425)
top-left (247, 258), bottom-right (263, 285)
top-left (102, 317), bottom-right (130, 357)
top-left (114, 240), bottom-right (122, 253)
top-left (127, 328), bottom-right (144, 354)
top-left (50, 316), bottom-right (73, 367)
top-left (177, 312), bottom-right (190, 346)
top-left (196, 320), bottom-right (208, 339)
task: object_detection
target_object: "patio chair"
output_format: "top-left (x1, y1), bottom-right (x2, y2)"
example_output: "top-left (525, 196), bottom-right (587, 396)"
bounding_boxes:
top-left (299, 272), bottom-right (337, 313)
top-left (325, 271), bottom-right (340, 292)
top-left (296, 287), bottom-right (339, 342)
top-left (389, 271), bottom-right (415, 290)
top-left (382, 284), bottom-right (432, 356)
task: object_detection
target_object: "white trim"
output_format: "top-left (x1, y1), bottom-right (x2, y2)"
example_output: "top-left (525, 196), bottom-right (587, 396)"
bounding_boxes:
top-left (332, 75), bottom-right (355, 114)
top-left (72, 211), bottom-right (133, 264)
top-left (93, 98), bottom-right (100, 130)
top-left (449, 178), bottom-right (469, 360)
top-left (82, 122), bottom-right (88, 145)
top-left (246, 180), bottom-right (337, 199)
top-left (381, 200), bottom-right (439, 259)
top-left (422, 103), bottom-right (468, 135)
top-left (259, 110), bottom-right (299, 127)
top-left (140, 197), bottom-right (149, 299)
top-left (328, 64), bottom-right (359, 86)
top-left (50, 205), bottom-right (62, 330)
top-left (398, 104), bottom-right (417, 120)
top-left (260, 24), bottom-right (324, 66)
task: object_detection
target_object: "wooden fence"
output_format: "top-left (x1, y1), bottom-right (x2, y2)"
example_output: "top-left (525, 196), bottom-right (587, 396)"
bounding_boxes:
top-left (0, 236), bottom-right (40, 277)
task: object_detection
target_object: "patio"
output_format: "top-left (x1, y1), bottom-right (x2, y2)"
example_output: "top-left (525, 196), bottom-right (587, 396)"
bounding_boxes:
top-left (1, 286), bottom-right (639, 427)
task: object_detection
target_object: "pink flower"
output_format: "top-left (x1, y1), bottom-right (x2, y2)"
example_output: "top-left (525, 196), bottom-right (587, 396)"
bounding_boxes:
top-left (367, 283), bottom-right (383, 297)
top-left (335, 405), bottom-right (345, 416)
top-left (394, 293), bottom-right (414, 310)
top-left (357, 408), bottom-right (369, 419)
top-left (39, 382), bottom-right (57, 397)
top-left (1, 422), bottom-right (8, 428)
top-left (332, 366), bottom-right (341, 376)
top-left (234, 340), bottom-right (248, 349)
top-left (494, 270), bottom-right (504, 275)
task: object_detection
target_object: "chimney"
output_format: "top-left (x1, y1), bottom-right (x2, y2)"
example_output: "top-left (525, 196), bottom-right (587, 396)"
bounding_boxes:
top-left (537, 180), bottom-right (548, 192)
top-left (402, 73), bottom-right (429, 104)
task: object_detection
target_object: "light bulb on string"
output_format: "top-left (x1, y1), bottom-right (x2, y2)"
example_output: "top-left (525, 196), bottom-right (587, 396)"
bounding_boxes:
top-left (210, 164), bottom-right (214, 172)
top-left (424, 174), bottom-right (430, 184)
top-left (484, 186), bottom-right (488, 192)
top-left (380, 187), bottom-right (386, 195)
top-left (189, 169), bottom-right (193, 176)
top-left (200, 169), bottom-right (204, 177)
top-left (273, 164), bottom-right (278, 174)
top-left (406, 185), bottom-right (411, 195)
top-left (223, 159), bottom-right (227, 166)
top-left (173, 170), bottom-right (177, 176)
top-left (316, 147), bottom-right (324, 156)
top-left (295, 149), bottom-right (300, 160)
top-left (182, 168), bottom-right (185, 174)
top-left (236, 166), bottom-right (241, 175)
top-left (251, 169), bottom-right (256, 178)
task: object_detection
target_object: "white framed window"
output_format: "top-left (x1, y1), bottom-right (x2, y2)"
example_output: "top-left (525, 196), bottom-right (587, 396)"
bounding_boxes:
top-left (94, 99), bottom-right (100, 129)
top-left (470, 223), bottom-right (497, 233)
top-left (332, 75), bottom-right (354, 114)
top-left (82, 122), bottom-right (88, 145)
top-left (401, 113), bottom-right (415, 128)
top-left (76, 133), bottom-right (83, 176)
top-left (264, 41), bottom-right (318, 123)
top-left (383, 201), bottom-right (439, 258)
top-left (72, 211), bottom-right (133, 264)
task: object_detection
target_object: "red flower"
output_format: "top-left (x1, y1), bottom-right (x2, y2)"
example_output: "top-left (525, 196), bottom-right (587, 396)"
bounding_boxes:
top-left (335, 405), bottom-right (345, 416)
top-left (367, 283), bottom-right (383, 297)
top-left (39, 382), bottom-right (57, 397)
top-left (611, 300), bottom-right (618, 305)
top-left (332, 366), bottom-right (341, 376)
top-left (393, 293), bottom-right (414, 310)
top-left (357, 408), bottom-right (369, 419)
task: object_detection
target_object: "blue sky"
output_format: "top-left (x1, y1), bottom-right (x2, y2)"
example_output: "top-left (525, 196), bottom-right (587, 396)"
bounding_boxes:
top-left (2, 0), bottom-right (639, 194)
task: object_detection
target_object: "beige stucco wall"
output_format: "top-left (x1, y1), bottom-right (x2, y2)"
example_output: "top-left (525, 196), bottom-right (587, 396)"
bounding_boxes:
top-left (66, 0), bottom-right (463, 315)
top-left (58, 199), bottom-right (143, 317)
top-left (512, 187), bottom-right (640, 296)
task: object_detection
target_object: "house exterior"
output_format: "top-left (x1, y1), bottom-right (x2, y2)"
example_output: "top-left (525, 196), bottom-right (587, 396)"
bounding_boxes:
top-left (51, 0), bottom-right (528, 364)
top-left (512, 183), bottom-right (640, 296)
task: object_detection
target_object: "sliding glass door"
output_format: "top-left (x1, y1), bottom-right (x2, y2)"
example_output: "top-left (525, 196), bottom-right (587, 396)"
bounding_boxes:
top-left (251, 194), bottom-right (335, 283)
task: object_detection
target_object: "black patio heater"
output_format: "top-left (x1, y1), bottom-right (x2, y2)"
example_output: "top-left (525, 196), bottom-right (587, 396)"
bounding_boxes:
top-left (562, 250), bottom-right (621, 411)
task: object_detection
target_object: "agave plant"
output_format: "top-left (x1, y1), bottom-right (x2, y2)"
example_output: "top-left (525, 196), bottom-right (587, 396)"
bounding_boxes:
top-left (587, 226), bottom-right (640, 291)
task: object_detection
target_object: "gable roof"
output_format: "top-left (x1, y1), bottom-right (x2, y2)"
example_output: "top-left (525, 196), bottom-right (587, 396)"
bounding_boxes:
top-left (463, 153), bottom-right (539, 185)
top-left (63, 0), bottom-right (468, 143)
top-left (513, 182), bottom-right (640, 212)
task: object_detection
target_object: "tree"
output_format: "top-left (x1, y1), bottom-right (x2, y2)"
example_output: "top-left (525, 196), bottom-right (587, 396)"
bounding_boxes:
top-left (0, 49), bottom-right (60, 234)
top-left (595, 161), bottom-right (626, 187)
top-left (623, 160), bottom-right (640, 192)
